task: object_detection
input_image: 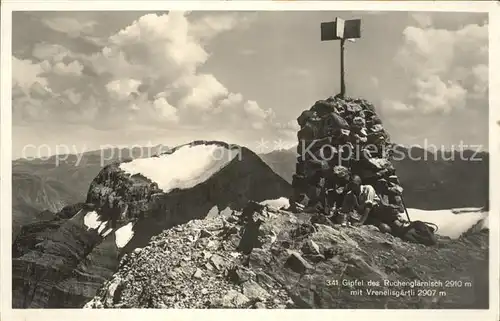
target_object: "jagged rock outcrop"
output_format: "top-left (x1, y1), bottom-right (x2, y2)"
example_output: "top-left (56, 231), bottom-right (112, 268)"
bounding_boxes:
top-left (86, 201), bottom-right (488, 309)
top-left (12, 145), bottom-right (170, 241)
top-left (12, 141), bottom-right (291, 308)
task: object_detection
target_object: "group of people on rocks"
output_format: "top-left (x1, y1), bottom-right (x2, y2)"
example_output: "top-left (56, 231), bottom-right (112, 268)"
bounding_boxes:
top-left (291, 98), bottom-right (440, 245)
top-left (329, 174), bottom-right (407, 232)
top-left (299, 167), bottom-right (409, 235)
top-left (292, 98), bottom-right (411, 234)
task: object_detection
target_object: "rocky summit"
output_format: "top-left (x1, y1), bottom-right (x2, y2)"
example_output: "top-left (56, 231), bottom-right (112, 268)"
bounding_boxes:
top-left (11, 105), bottom-right (489, 310)
top-left (85, 201), bottom-right (488, 309)
top-left (292, 96), bottom-right (405, 218)
top-left (12, 141), bottom-right (291, 308)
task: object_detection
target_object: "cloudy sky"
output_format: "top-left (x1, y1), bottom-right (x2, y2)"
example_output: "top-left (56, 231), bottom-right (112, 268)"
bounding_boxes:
top-left (12, 10), bottom-right (488, 159)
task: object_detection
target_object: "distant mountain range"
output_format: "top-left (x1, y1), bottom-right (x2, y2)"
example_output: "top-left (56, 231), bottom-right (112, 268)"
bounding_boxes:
top-left (11, 143), bottom-right (489, 240)
top-left (259, 145), bottom-right (489, 210)
top-left (12, 146), bottom-right (167, 239)
top-left (10, 140), bottom-right (489, 309)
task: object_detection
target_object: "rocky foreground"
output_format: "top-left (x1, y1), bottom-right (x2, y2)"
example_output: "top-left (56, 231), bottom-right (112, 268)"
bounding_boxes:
top-left (86, 201), bottom-right (488, 309)
top-left (12, 141), bottom-right (292, 308)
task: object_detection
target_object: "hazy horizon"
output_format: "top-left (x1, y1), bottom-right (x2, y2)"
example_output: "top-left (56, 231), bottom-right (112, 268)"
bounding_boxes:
top-left (12, 11), bottom-right (489, 159)
top-left (12, 140), bottom-right (489, 162)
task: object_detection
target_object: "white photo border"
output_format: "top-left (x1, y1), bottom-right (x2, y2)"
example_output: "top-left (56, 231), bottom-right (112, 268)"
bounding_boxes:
top-left (1, 1), bottom-right (498, 320)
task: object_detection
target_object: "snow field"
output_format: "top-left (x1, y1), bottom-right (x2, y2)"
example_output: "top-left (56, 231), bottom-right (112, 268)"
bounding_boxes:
top-left (119, 144), bottom-right (240, 193)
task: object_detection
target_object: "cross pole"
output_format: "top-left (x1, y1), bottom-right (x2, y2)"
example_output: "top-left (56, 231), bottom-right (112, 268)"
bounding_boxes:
top-left (340, 37), bottom-right (346, 97)
top-left (320, 17), bottom-right (361, 98)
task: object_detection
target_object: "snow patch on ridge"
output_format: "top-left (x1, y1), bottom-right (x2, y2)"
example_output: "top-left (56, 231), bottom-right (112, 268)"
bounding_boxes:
top-left (260, 197), bottom-right (290, 210)
top-left (115, 222), bottom-right (135, 249)
top-left (119, 144), bottom-right (240, 194)
top-left (404, 208), bottom-right (488, 239)
top-left (262, 198), bottom-right (487, 239)
top-left (102, 228), bottom-right (113, 238)
top-left (84, 211), bottom-right (102, 230)
top-left (97, 221), bottom-right (109, 234)
top-left (83, 211), bottom-right (114, 237)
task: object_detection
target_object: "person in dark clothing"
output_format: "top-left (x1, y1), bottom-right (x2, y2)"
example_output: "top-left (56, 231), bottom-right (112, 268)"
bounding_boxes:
top-left (323, 165), bottom-right (350, 216)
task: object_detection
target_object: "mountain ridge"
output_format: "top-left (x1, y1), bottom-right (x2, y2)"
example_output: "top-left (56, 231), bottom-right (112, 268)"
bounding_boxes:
top-left (12, 142), bottom-right (489, 243)
top-left (11, 139), bottom-right (490, 309)
top-left (12, 140), bottom-right (292, 308)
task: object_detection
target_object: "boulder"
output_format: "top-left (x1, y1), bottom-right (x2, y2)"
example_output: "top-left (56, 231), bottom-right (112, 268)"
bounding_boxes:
top-left (285, 251), bottom-right (313, 274)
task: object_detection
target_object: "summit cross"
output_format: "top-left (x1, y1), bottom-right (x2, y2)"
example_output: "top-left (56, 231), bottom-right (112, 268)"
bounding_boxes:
top-left (320, 17), bottom-right (362, 98)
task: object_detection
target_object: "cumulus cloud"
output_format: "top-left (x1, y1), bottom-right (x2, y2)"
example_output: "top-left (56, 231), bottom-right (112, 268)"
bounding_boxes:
top-left (153, 97), bottom-right (179, 123)
top-left (13, 11), bottom-right (294, 144)
top-left (31, 43), bottom-right (85, 77)
top-left (176, 74), bottom-right (229, 110)
top-left (383, 18), bottom-right (488, 115)
top-left (52, 60), bottom-right (84, 76)
top-left (12, 57), bottom-right (48, 90)
top-left (95, 12), bottom-right (208, 80)
top-left (13, 52), bottom-right (95, 123)
top-left (244, 100), bottom-right (270, 119)
top-left (12, 53), bottom-right (86, 125)
top-left (127, 93), bottom-right (179, 125)
top-left (85, 12), bottom-right (284, 131)
top-left (218, 93), bottom-right (244, 111)
top-left (42, 17), bottom-right (97, 37)
top-left (32, 43), bottom-right (72, 62)
top-left (106, 78), bottom-right (142, 100)
top-left (63, 89), bottom-right (82, 105)
top-left (12, 57), bottom-right (54, 105)
top-left (189, 13), bottom-right (247, 40)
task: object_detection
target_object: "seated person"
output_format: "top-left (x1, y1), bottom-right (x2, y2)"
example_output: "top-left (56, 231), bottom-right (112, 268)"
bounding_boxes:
top-left (339, 175), bottom-right (380, 226)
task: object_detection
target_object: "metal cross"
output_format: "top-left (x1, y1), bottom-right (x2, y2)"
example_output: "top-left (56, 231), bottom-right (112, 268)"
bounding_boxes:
top-left (321, 17), bottom-right (361, 98)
